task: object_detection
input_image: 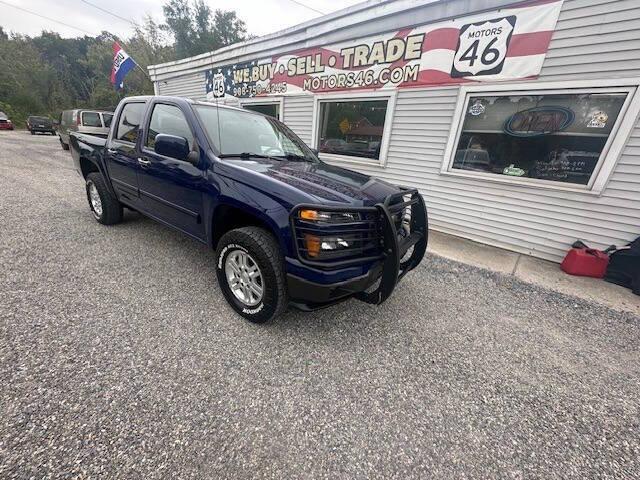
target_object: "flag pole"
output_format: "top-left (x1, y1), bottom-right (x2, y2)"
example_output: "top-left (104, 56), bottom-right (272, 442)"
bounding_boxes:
top-left (134, 62), bottom-right (151, 82)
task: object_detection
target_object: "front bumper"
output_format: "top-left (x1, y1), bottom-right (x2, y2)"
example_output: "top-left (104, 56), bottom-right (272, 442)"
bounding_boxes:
top-left (287, 188), bottom-right (428, 310)
top-left (287, 261), bottom-right (384, 310)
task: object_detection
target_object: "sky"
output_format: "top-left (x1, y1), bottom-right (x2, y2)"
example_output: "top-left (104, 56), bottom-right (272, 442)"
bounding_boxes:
top-left (1, 0), bottom-right (364, 39)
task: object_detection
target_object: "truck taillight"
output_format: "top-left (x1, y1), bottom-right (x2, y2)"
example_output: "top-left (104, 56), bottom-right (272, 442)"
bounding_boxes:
top-left (76, 111), bottom-right (81, 125)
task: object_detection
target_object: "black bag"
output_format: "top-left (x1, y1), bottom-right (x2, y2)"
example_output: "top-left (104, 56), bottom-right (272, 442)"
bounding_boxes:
top-left (604, 237), bottom-right (640, 295)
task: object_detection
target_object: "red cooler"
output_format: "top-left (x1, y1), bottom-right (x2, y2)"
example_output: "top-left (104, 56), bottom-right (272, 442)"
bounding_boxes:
top-left (561, 248), bottom-right (609, 278)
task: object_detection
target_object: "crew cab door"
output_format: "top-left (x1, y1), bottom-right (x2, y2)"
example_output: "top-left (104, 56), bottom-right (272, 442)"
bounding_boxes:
top-left (137, 102), bottom-right (205, 240)
top-left (105, 101), bottom-right (146, 206)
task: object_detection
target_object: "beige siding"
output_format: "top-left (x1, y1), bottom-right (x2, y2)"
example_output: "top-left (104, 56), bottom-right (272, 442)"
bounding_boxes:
top-left (283, 96), bottom-right (314, 145)
top-left (156, 72), bottom-right (242, 107)
top-left (156, 72), bottom-right (206, 100)
top-left (540, 0), bottom-right (640, 81)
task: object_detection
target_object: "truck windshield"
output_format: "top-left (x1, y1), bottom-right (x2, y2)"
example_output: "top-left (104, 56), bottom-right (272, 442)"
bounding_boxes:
top-left (194, 104), bottom-right (317, 163)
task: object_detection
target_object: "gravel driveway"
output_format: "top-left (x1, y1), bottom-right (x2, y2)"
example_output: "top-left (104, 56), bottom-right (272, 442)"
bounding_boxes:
top-left (1, 130), bottom-right (639, 479)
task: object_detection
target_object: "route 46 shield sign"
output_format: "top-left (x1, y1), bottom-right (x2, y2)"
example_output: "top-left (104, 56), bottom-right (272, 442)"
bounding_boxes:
top-left (452, 16), bottom-right (516, 77)
top-left (212, 73), bottom-right (226, 98)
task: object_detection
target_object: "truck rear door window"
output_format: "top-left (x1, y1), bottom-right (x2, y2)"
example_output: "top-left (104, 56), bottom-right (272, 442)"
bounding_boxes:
top-left (82, 112), bottom-right (102, 127)
top-left (116, 103), bottom-right (145, 143)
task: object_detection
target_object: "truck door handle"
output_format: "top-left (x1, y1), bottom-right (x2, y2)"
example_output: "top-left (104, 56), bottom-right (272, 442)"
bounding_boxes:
top-left (107, 148), bottom-right (117, 154)
top-left (137, 157), bottom-right (151, 166)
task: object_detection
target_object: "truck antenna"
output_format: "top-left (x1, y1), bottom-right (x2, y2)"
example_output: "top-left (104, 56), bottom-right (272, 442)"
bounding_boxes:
top-left (215, 95), bottom-right (222, 155)
top-left (211, 69), bottom-right (223, 155)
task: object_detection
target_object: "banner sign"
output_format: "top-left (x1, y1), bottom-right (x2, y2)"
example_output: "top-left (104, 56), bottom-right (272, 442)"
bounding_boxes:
top-left (205, 0), bottom-right (563, 99)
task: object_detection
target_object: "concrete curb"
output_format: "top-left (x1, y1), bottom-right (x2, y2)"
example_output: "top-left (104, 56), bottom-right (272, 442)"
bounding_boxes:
top-left (427, 230), bottom-right (640, 316)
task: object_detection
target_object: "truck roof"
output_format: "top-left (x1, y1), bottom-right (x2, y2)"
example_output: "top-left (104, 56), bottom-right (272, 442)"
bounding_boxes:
top-left (121, 95), bottom-right (266, 115)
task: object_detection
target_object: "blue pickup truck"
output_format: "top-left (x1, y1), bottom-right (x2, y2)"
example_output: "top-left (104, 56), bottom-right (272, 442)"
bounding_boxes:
top-left (69, 96), bottom-right (427, 322)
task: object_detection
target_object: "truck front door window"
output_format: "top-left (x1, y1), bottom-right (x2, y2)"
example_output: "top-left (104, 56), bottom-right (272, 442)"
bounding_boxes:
top-left (146, 104), bottom-right (194, 151)
top-left (116, 102), bottom-right (145, 143)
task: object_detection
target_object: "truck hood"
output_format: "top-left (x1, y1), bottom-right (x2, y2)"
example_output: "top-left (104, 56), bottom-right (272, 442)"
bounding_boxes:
top-left (220, 158), bottom-right (404, 206)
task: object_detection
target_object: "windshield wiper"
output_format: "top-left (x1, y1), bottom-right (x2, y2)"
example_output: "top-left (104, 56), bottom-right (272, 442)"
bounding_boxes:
top-left (275, 153), bottom-right (312, 162)
top-left (219, 152), bottom-right (284, 161)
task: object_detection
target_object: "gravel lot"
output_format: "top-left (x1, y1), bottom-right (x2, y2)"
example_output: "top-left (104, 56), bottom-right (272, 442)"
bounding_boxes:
top-left (1, 130), bottom-right (639, 479)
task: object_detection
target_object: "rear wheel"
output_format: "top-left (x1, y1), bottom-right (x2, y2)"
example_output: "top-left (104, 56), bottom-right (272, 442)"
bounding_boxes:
top-left (215, 227), bottom-right (288, 323)
top-left (85, 172), bottom-right (123, 225)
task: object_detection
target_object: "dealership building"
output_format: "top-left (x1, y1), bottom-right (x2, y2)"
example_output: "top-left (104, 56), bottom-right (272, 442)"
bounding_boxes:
top-left (148, 0), bottom-right (640, 262)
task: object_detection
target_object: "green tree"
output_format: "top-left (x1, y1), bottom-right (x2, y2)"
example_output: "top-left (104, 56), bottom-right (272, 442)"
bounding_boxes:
top-left (162, 0), bottom-right (248, 58)
top-left (0, 1), bottom-right (251, 127)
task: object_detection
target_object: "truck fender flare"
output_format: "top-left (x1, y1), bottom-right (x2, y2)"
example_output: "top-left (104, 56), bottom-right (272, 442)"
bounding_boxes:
top-left (79, 154), bottom-right (118, 199)
top-left (207, 196), bottom-right (289, 254)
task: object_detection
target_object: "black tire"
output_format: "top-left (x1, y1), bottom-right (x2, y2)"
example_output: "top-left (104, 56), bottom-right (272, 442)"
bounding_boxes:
top-left (30, 130), bottom-right (34, 135)
top-left (85, 172), bottom-right (123, 225)
top-left (60, 138), bottom-right (69, 150)
top-left (216, 227), bottom-right (288, 323)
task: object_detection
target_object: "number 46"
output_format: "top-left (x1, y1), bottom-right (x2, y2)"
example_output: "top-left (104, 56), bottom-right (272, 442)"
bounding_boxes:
top-left (459, 37), bottom-right (501, 66)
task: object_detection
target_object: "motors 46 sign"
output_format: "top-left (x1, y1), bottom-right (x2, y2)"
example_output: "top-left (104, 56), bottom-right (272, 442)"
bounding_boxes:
top-left (452, 16), bottom-right (516, 77)
top-left (204, 1), bottom-right (563, 98)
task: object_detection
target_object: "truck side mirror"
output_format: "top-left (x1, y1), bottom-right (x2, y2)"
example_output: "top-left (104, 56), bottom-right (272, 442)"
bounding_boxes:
top-left (155, 134), bottom-right (190, 161)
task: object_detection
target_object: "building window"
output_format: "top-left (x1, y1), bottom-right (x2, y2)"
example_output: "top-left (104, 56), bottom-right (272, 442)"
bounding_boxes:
top-left (317, 99), bottom-right (389, 161)
top-left (449, 90), bottom-right (630, 186)
top-left (243, 103), bottom-right (279, 119)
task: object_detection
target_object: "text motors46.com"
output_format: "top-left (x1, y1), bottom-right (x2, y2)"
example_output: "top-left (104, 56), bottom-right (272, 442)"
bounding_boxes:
top-left (302, 64), bottom-right (419, 92)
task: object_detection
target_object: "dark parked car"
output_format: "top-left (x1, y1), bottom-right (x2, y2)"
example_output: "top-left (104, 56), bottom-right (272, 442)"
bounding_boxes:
top-left (68, 96), bottom-right (427, 323)
top-left (0, 111), bottom-right (14, 130)
top-left (26, 116), bottom-right (56, 135)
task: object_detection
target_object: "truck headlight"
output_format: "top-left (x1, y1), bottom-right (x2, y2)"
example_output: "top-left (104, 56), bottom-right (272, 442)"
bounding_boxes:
top-left (299, 209), bottom-right (359, 223)
top-left (296, 209), bottom-right (370, 261)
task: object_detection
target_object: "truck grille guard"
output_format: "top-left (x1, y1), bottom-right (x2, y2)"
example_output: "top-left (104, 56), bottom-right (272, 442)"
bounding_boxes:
top-left (290, 188), bottom-right (428, 305)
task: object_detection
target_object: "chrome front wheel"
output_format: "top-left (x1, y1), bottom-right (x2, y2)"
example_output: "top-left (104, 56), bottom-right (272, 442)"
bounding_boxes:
top-left (87, 180), bottom-right (103, 219)
top-left (224, 249), bottom-right (264, 307)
